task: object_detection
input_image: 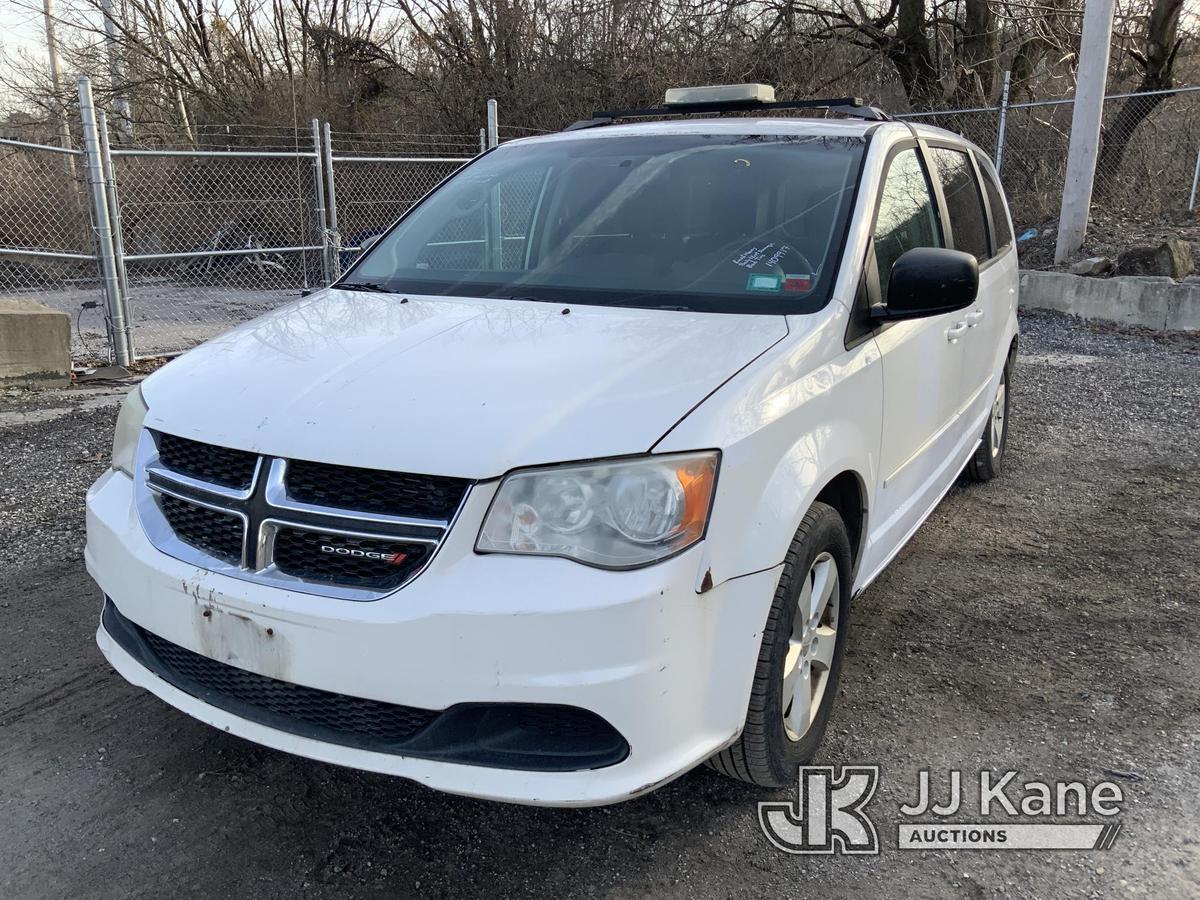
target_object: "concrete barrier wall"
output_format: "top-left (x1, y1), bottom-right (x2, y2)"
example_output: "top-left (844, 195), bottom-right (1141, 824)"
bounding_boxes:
top-left (1019, 271), bottom-right (1200, 332)
top-left (0, 298), bottom-right (72, 386)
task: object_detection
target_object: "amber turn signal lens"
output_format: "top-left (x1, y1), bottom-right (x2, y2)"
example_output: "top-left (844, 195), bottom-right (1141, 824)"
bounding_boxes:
top-left (676, 455), bottom-right (719, 540)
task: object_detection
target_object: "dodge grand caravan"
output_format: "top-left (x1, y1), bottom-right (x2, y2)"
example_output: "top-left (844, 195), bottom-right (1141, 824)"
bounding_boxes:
top-left (87, 85), bottom-right (1018, 806)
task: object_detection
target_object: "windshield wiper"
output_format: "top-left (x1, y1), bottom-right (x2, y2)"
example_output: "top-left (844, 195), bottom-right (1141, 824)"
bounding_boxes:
top-left (337, 281), bottom-right (393, 293)
top-left (509, 295), bottom-right (694, 312)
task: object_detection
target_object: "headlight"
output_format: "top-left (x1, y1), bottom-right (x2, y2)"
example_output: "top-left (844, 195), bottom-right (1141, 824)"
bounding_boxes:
top-left (111, 385), bottom-right (148, 477)
top-left (476, 452), bottom-right (719, 568)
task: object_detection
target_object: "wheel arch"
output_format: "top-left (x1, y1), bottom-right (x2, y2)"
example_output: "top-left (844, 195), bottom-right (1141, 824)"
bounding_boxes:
top-left (814, 469), bottom-right (868, 576)
top-left (697, 431), bottom-right (876, 592)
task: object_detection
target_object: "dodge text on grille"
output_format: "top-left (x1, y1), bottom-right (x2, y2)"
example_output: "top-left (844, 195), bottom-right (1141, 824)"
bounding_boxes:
top-left (320, 545), bottom-right (409, 564)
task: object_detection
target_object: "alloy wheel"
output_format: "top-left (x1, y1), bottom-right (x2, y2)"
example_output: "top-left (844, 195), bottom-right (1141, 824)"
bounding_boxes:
top-left (991, 373), bottom-right (1007, 458)
top-left (782, 551), bottom-right (840, 741)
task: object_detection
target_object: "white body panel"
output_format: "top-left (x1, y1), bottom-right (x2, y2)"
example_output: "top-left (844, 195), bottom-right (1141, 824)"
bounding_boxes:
top-left (142, 291), bottom-right (786, 479)
top-left (86, 117), bottom-right (1020, 805)
top-left (87, 467), bottom-right (780, 806)
top-left (857, 311), bottom-right (967, 583)
top-left (654, 302), bottom-right (882, 587)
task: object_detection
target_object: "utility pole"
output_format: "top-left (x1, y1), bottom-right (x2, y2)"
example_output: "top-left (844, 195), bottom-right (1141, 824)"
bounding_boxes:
top-left (486, 99), bottom-right (499, 149)
top-left (174, 86), bottom-right (194, 145)
top-left (99, 0), bottom-right (133, 140)
top-left (41, 0), bottom-right (75, 163)
top-left (1054, 0), bottom-right (1116, 263)
top-left (147, 23), bottom-right (194, 145)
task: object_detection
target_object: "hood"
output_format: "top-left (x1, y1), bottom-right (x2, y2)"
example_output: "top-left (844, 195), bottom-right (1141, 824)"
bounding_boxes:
top-left (141, 290), bottom-right (788, 478)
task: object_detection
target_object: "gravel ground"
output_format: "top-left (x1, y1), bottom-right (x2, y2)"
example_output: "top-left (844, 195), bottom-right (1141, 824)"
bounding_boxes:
top-left (0, 387), bottom-right (126, 570)
top-left (1, 310), bottom-right (1198, 899)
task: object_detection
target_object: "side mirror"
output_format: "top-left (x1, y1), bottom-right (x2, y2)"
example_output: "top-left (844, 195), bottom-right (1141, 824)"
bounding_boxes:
top-left (359, 233), bottom-right (381, 253)
top-left (871, 247), bottom-right (978, 321)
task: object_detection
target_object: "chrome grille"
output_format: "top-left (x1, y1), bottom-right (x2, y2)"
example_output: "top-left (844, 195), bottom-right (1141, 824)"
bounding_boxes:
top-left (285, 459), bottom-right (468, 520)
top-left (157, 493), bottom-right (245, 565)
top-left (270, 526), bottom-right (432, 590)
top-left (135, 430), bottom-right (470, 600)
top-left (156, 432), bottom-right (258, 490)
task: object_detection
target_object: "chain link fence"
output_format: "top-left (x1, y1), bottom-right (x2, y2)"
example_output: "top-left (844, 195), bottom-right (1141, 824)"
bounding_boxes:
top-left (4, 78), bottom-right (1200, 365)
top-left (898, 85), bottom-right (1200, 226)
top-left (0, 87), bottom-right (476, 362)
top-left (109, 146), bottom-right (328, 356)
top-left (324, 128), bottom-right (473, 277)
top-left (0, 139), bottom-right (113, 356)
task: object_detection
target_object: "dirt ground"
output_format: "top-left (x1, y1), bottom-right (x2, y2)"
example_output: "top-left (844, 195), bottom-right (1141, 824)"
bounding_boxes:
top-left (1017, 207), bottom-right (1200, 272)
top-left (1, 310), bottom-right (1198, 899)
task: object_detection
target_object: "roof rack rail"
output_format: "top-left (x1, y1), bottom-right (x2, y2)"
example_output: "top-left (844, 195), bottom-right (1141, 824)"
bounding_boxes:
top-left (565, 96), bottom-right (890, 132)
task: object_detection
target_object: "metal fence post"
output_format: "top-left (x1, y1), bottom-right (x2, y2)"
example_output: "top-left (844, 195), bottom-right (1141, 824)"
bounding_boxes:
top-left (995, 70), bottom-right (1011, 173)
top-left (485, 99), bottom-right (502, 265)
top-left (486, 99), bottom-right (499, 149)
top-left (310, 118), bottom-right (332, 285)
top-left (77, 75), bottom-right (132, 366)
top-left (322, 122), bottom-right (342, 280)
top-left (97, 111), bottom-right (135, 360)
top-left (1190, 138), bottom-right (1200, 211)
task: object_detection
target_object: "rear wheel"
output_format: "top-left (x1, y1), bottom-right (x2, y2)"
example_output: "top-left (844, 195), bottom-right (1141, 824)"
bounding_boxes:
top-left (707, 501), bottom-right (852, 787)
top-left (965, 357), bottom-right (1011, 482)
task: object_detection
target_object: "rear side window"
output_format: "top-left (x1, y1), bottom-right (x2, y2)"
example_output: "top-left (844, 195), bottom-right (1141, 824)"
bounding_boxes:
top-left (930, 148), bottom-right (990, 262)
top-left (873, 148), bottom-right (943, 304)
top-left (974, 153), bottom-right (1014, 252)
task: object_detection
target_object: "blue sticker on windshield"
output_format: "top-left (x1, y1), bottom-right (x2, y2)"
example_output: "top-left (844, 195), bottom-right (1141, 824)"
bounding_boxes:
top-left (747, 273), bottom-right (782, 292)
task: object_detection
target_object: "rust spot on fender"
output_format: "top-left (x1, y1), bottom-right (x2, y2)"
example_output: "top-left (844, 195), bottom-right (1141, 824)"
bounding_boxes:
top-left (699, 569), bottom-right (714, 593)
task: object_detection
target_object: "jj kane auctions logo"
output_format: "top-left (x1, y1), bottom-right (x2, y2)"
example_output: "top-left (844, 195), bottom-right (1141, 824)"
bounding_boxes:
top-left (759, 767), bottom-right (1125, 854)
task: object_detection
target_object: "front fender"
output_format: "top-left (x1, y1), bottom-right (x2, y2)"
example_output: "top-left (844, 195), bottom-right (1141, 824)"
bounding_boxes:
top-left (655, 307), bottom-right (883, 589)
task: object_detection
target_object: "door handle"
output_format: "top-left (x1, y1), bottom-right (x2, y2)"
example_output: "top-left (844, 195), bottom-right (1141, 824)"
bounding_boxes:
top-left (946, 321), bottom-right (967, 344)
top-left (966, 309), bottom-right (985, 327)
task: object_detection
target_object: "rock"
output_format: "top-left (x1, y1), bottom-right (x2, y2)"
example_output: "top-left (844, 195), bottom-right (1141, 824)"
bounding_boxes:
top-left (75, 365), bottom-right (131, 383)
top-left (1163, 239), bottom-right (1195, 278)
top-left (1116, 239), bottom-right (1195, 280)
top-left (1069, 256), bottom-right (1114, 276)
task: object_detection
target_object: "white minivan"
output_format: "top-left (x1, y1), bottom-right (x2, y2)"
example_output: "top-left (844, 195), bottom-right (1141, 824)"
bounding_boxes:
top-left (87, 86), bottom-right (1018, 806)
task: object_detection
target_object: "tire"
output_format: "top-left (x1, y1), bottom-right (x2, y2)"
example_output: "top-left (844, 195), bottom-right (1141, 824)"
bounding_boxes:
top-left (707, 501), bottom-right (853, 787)
top-left (965, 352), bottom-right (1013, 482)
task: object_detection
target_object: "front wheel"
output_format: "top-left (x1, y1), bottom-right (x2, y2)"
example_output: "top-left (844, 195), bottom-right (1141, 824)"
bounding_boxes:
top-left (707, 501), bottom-right (852, 787)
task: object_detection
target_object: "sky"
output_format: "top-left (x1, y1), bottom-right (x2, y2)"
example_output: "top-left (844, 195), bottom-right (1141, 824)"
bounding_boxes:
top-left (0, 0), bottom-right (52, 67)
top-left (0, 0), bottom-right (104, 105)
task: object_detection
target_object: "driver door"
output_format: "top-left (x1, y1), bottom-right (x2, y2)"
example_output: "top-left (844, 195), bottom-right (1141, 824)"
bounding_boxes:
top-left (861, 145), bottom-right (968, 577)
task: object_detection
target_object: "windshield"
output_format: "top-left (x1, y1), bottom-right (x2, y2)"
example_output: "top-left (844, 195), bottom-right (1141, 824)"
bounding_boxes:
top-left (345, 132), bottom-right (866, 314)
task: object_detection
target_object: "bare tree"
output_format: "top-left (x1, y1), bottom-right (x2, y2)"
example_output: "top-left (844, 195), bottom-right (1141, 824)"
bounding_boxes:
top-left (1096, 0), bottom-right (1186, 179)
top-left (0, 0), bottom-right (1194, 145)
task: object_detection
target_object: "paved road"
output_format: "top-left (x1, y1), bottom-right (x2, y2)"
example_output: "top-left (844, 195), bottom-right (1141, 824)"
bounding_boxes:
top-left (1, 311), bottom-right (1197, 898)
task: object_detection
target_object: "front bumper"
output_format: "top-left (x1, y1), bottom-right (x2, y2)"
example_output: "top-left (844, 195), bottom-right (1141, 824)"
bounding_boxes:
top-left (86, 467), bottom-right (781, 806)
